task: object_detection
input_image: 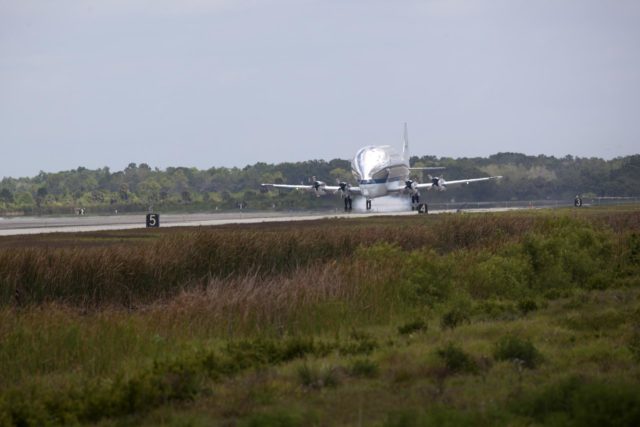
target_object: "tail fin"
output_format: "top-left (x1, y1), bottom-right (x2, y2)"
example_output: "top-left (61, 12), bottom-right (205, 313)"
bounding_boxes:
top-left (402, 122), bottom-right (410, 161)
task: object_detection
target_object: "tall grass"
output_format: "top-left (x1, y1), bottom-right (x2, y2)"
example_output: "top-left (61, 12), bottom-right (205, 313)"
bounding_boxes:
top-left (1, 209), bottom-right (637, 309)
top-left (0, 214), bottom-right (520, 308)
top-left (0, 207), bottom-right (639, 425)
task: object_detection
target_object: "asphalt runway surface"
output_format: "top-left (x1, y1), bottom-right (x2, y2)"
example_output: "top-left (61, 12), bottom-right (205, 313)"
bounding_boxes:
top-left (0, 207), bottom-right (527, 236)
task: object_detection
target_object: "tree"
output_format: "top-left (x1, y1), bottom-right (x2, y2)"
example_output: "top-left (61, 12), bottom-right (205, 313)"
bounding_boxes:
top-left (139, 179), bottom-right (161, 203)
top-left (119, 184), bottom-right (130, 201)
top-left (14, 192), bottom-right (34, 207)
top-left (329, 167), bottom-right (352, 183)
top-left (35, 187), bottom-right (48, 208)
top-left (1, 154), bottom-right (640, 215)
top-left (181, 190), bottom-right (192, 204)
top-left (91, 190), bottom-right (105, 203)
top-left (0, 188), bottom-right (14, 203)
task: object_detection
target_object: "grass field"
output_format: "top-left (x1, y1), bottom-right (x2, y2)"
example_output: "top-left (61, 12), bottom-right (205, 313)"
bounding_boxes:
top-left (1, 206), bottom-right (639, 426)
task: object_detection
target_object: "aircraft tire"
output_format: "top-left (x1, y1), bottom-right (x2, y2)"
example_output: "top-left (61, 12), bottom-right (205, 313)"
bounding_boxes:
top-left (344, 196), bottom-right (353, 211)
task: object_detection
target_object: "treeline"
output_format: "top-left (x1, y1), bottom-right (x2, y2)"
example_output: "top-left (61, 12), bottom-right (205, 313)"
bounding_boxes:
top-left (0, 153), bottom-right (638, 215)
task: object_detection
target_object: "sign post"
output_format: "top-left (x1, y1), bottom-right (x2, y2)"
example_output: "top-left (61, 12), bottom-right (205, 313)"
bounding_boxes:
top-left (574, 196), bottom-right (582, 207)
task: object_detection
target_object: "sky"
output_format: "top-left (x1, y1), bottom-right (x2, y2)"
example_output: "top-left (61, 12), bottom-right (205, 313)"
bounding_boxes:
top-left (1, 0), bottom-right (639, 178)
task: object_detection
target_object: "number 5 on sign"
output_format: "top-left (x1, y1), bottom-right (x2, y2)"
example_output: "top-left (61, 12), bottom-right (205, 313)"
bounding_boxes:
top-left (146, 213), bottom-right (160, 227)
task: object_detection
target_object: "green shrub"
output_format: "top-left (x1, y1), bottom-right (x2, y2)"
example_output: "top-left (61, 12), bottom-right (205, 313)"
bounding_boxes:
top-left (355, 242), bottom-right (406, 266)
top-left (223, 337), bottom-right (329, 370)
top-left (440, 307), bottom-right (471, 330)
top-left (627, 232), bottom-right (640, 263)
top-left (1, 391), bottom-right (50, 427)
top-left (543, 288), bottom-right (572, 300)
top-left (522, 233), bottom-right (573, 291)
top-left (397, 319), bottom-right (427, 335)
top-left (403, 250), bottom-right (457, 307)
top-left (0, 337), bottom-right (327, 424)
top-left (493, 336), bottom-right (541, 369)
top-left (571, 380), bottom-right (640, 426)
top-left (242, 409), bottom-right (308, 427)
top-left (475, 300), bottom-right (519, 321)
top-left (521, 223), bottom-right (614, 293)
top-left (517, 376), bottom-right (640, 426)
top-left (339, 331), bottom-right (378, 356)
top-left (296, 363), bottom-right (340, 389)
top-left (468, 255), bottom-right (531, 299)
top-left (436, 343), bottom-right (477, 374)
top-left (383, 407), bottom-right (498, 427)
top-left (562, 309), bottom-right (627, 333)
top-left (348, 358), bottom-right (379, 378)
top-left (383, 409), bottom-right (421, 427)
top-left (628, 316), bottom-right (640, 362)
top-left (517, 299), bottom-right (538, 315)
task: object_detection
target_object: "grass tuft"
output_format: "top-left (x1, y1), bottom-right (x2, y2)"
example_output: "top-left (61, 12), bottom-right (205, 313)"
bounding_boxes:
top-left (348, 358), bottom-right (379, 378)
top-left (493, 335), bottom-right (541, 369)
top-left (397, 319), bottom-right (428, 335)
top-left (436, 343), bottom-right (478, 375)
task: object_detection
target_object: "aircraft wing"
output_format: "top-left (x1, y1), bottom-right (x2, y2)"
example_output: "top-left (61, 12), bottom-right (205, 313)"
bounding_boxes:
top-left (261, 184), bottom-right (315, 190)
top-left (415, 175), bottom-right (502, 190)
top-left (346, 186), bottom-right (362, 195)
top-left (409, 167), bottom-right (446, 171)
top-left (261, 183), bottom-right (362, 195)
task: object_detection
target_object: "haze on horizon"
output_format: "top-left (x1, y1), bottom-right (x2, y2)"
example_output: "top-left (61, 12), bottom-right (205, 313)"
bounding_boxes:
top-left (1, 0), bottom-right (639, 179)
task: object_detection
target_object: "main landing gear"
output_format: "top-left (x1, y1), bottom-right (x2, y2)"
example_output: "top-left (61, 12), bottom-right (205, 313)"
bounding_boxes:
top-left (344, 196), bottom-right (353, 212)
top-left (411, 194), bottom-right (420, 211)
top-left (366, 199), bottom-right (372, 210)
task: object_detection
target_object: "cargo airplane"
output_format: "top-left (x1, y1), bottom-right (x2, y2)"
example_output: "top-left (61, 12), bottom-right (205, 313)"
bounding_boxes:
top-left (261, 124), bottom-right (502, 212)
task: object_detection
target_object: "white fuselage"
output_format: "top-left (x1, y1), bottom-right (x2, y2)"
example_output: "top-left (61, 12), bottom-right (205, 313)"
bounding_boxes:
top-left (351, 145), bottom-right (409, 199)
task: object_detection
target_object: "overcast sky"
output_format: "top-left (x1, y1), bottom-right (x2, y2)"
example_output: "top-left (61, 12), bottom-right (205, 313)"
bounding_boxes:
top-left (1, 0), bottom-right (639, 178)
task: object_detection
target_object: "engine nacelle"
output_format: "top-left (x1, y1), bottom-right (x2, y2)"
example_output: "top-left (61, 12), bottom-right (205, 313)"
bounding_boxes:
top-left (338, 181), bottom-right (351, 198)
top-left (431, 176), bottom-right (447, 191)
top-left (312, 180), bottom-right (326, 196)
top-left (404, 180), bottom-right (419, 196)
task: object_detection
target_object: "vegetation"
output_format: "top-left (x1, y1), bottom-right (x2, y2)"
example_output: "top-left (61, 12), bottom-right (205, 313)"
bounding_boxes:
top-left (1, 153), bottom-right (639, 215)
top-left (436, 343), bottom-right (478, 375)
top-left (493, 336), bottom-right (542, 369)
top-left (0, 206), bottom-right (639, 425)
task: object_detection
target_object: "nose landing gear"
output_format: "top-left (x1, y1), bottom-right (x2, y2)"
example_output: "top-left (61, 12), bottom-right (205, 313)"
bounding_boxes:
top-left (344, 196), bottom-right (353, 211)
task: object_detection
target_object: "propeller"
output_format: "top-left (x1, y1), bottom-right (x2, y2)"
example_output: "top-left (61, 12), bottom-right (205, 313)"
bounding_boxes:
top-left (428, 174), bottom-right (447, 191)
top-left (338, 181), bottom-right (351, 198)
top-left (404, 180), bottom-right (418, 195)
top-left (311, 176), bottom-right (326, 196)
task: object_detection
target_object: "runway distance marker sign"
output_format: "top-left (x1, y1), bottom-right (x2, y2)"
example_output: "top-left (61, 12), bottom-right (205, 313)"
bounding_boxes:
top-left (146, 213), bottom-right (160, 227)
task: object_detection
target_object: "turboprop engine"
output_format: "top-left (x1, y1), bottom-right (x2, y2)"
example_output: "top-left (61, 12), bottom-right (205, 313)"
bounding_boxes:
top-left (429, 175), bottom-right (447, 191)
top-left (338, 181), bottom-right (351, 198)
top-left (404, 179), bottom-right (418, 195)
top-left (312, 180), bottom-right (327, 196)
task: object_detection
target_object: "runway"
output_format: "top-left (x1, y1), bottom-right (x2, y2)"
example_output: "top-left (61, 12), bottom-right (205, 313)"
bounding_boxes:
top-left (0, 207), bottom-right (526, 236)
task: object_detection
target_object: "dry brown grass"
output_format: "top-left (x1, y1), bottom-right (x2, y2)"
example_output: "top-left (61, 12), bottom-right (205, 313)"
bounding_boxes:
top-left (0, 208), bottom-right (638, 310)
